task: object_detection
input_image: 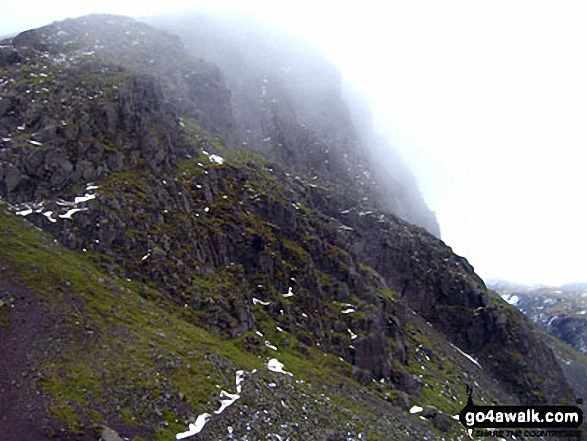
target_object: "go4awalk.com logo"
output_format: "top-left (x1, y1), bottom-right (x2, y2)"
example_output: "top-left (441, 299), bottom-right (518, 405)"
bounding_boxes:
top-left (458, 387), bottom-right (583, 438)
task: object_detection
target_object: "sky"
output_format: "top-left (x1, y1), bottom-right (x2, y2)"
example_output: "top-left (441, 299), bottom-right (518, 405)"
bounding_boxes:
top-left (2, 1), bottom-right (587, 286)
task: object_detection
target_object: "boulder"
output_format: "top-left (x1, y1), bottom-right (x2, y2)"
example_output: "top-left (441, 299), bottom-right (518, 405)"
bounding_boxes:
top-left (0, 46), bottom-right (21, 67)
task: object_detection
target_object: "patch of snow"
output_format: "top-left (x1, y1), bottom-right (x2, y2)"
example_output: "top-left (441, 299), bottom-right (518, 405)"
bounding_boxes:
top-left (59, 208), bottom-right (88, 219)
top-left (209, 154), bottom-right (224, 164)
top-left (252, 298), bottom-right (271, 306)
top-left (341, 308), bottom-right (355, 314)
top-left (176, 413), bottom-right (211, 439)
top-left (267, 358), bottom-right (292, 376)
top-left (16, 208), bottom-right (33, 216)
top-left (502, 294), bottom-right (520, 305)
top-left (547, 315), bottom-right (558, 328)
top-left (450, 343), bottom-right (482, 369)
top-left (265, 341), bottom-right (278, 351)
top-left (85, 183), bottom-right (99, 191)
top-left (215, 390), bottom-right (240, 415)
top-left (255, 330), bottom-right (264, 337)
top-left (410, 405), bottom-right (423, 414)
top-left (74, 193), bottom-right (95, 204)
top-left (235, 370), bottom-right (245, 393)
top-left (348, 329), bottom-right (358, 340)
top-left (55, 199), bottom-right (74, 207)
top-left (43, 211), bottom-right (56, 223)
top-left (29, 140), bottom-right (42, 146)
top-left (177, 370), bottom-right (245, 439)
top-left (283, 287), bottom-right (294, 297)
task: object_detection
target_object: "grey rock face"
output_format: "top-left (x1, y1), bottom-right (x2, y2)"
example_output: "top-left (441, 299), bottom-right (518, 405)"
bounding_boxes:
top-left (0, 46), bottom-right (21, 66)
top-left (148, 12), bottom-right (441, 236)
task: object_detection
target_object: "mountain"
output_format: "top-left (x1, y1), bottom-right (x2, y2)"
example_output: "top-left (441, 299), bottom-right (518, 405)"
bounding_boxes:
top-left (490, 281), bottom-right (587, 356)
top-left (489, 280), bottom-right (587, 406)
top-left (0, 14), bottom-right (580, 440)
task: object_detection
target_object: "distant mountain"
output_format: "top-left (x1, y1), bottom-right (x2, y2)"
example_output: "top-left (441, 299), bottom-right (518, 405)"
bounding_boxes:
top-left (489, 280), bottom-right (587, 416)
top-left (489, 280), bottom-right (587, 355)
top-left (0, 14), bottom-right (579, 440)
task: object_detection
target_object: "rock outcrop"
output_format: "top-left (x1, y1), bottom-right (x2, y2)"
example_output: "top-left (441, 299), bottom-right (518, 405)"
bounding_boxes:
top-left (0, 15), bottom-right (234, 203)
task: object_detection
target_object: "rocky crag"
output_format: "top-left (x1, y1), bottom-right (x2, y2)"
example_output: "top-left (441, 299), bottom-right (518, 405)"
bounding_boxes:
top-left (0, 14), bottom-right (579, 440)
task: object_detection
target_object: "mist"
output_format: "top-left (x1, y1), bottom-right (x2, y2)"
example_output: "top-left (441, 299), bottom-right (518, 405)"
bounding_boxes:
top-left (2, 1), bottom-right (587, 285)
top-left (146, 9), bottom-right (439, 235)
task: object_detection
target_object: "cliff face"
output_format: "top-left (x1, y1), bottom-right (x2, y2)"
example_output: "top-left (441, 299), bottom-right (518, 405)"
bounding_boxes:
top-left (148, 12), bottom-right (440, 236)
top-left (0, 14), bottom-right (576, 440)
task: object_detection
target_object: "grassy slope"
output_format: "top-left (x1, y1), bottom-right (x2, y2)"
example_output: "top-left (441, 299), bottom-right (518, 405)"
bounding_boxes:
top-left (0, 204), bottom-right (260, 439)
top-left (0, 205), bottom-right (461, 440)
